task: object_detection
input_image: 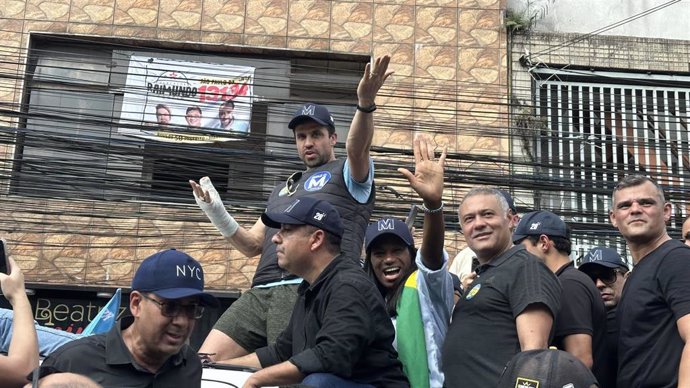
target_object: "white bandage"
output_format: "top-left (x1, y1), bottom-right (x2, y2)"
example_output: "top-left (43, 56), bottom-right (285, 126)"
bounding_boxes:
top-left (193, 177), bottom-right (239, 238)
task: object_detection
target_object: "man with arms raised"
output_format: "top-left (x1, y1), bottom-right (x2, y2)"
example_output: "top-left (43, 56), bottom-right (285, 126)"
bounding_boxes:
top-left (41, 249), bottom-right (218, 388)
top-left (190, 56), bottom-right (392, 362)
top-left (229, 196), bottom-right (409, 388)
top-left (610, 175), bottom-right (690, 388)
top-left (441, 188), bottom-right (561, 388)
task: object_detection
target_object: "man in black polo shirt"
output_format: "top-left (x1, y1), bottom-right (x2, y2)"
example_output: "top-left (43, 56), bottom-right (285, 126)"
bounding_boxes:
top-left (513, 210), bottom-right (612, 387)
top-left (579, 246), bottom-right (629, 388)
top-left (610, 174), bottom-right (690, 388)
top-left (41, 249), bottom-right (219, 388)
top-left (441, 188), bottom-right (561, 388)
top-left (224, 197), bottom-right (408, 388)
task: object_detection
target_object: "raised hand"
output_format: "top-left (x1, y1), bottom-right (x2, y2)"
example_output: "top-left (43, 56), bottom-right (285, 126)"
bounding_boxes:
top-left (357, 55), bottom-right (394, 106)
top-left (398, 134), bottom-right (447, 207)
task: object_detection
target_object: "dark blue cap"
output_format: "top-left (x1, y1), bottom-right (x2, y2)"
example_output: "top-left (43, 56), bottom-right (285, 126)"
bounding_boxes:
top-left (132, 249), bottom-right (219, 307)
top-left (364, 218), bottom-right (415, 253)
top-left (579, 246), bottom-right (628, 271)
top-left (261, 197), bottom-right (344, 238)
top-left (288, 103), bottom-right (335, 130)
top-left (513, 210), bottom-right (569, 243)
top-left (497, 349), bottom-right (599, 388)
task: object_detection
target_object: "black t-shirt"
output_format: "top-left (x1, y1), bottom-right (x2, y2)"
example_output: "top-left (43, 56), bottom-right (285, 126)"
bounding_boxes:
top-left (41, 317), bottom-right (201, 388)
top-left (606, 307), bottom-right (619, 388)
top-left (617, 239), bottom-right (690, 388)
top-left (441, 245), bottom-right (561, 388)
top-left (552, 262), bottom-right (613, 387)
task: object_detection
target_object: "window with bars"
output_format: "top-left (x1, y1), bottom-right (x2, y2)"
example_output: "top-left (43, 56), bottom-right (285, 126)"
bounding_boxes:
top-left (529, 68), bottom-right (690, 259)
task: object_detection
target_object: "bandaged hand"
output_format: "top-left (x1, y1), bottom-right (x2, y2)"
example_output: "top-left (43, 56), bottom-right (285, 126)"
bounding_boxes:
top-left (191, 177), bottom-right (239, 238)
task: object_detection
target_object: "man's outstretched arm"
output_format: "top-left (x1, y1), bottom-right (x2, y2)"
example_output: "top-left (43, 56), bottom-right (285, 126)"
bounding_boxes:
top-left (346, 55), bottom-right (393, 183)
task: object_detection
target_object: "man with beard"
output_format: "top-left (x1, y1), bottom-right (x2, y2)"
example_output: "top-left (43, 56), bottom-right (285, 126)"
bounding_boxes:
top-left (190, 55), bottom-right (392, 362)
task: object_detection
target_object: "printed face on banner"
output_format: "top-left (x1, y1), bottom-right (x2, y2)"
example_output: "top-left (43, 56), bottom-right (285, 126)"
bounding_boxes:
top-left (119, 56), bottom-right (255, 143)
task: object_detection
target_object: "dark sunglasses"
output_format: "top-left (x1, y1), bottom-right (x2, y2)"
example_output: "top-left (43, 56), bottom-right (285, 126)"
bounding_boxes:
top-left (682, 232), bottom-right (690, 243)
top-left (284, 171), bottom-right (303, 197)
top-left (586, 268), bottom-right (624, 286)
top-left (140, 293), bottom-right (204, 319)
top-left (28, 365), bottom-right (62, 387)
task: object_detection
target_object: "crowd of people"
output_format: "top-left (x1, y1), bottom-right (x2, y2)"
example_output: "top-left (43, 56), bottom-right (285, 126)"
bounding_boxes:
top-left (1, 54), bottom-right (690, 388)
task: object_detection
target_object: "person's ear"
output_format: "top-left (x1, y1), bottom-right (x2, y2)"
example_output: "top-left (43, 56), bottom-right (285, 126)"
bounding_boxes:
top-left (130, 291), bottom-right (143, 317)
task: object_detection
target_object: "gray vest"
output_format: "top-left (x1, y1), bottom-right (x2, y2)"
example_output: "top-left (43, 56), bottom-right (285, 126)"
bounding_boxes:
top-left (252, 159), bottom-right (375, 287)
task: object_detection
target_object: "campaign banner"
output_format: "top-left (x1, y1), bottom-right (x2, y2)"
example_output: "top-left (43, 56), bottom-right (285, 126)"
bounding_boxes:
top-left (119, 56), bottom-right (254, 143)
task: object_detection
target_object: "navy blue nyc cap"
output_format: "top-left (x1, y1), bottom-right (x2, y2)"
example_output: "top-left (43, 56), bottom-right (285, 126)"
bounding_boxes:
top-left (131, 249), bottom-right (219, 307)
top-left (513, 210), bottom-right (569, 243)
top-left (288, 103), bottom-right (335, 130)
top-left (261, 197), bottom-right (344, 238)
top-left (579, 246), bottom-right (628, 271)
top-left (364, 218), bottom-right (415, 253)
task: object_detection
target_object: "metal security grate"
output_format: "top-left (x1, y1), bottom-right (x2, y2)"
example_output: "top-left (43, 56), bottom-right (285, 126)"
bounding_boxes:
top-left (529, 68), bottom-right (690, 259)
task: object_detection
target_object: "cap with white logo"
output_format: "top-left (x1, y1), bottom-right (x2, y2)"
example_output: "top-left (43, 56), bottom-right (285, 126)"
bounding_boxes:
top-left (261, 197), bottom-right (344, 238)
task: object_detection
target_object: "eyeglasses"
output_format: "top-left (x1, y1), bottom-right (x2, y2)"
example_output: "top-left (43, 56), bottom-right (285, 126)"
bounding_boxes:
top-left (586, 268), bottom-right (625, 286)
top-left (140, 293), bottom-right (204, 319)
top-left (285, 171), bottom-right (303, 197)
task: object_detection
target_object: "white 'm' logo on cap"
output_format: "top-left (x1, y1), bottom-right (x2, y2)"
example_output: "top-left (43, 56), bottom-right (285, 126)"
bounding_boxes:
top-left (591, 249), bottom-right (603, 261)
top-left (378, 219), bottom-right (394, 231)
top-left (529, 222), bottom-right (541, 230)
top-left (302, 105), bottom-right (315, 116)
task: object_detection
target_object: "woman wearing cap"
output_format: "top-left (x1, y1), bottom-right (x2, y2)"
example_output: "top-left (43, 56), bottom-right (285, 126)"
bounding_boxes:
top-left (364, 135), bottom-right (454, 388)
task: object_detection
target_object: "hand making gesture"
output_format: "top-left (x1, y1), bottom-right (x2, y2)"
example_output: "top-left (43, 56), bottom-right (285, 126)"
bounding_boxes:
top-left (398, 134), bottom-right (447, 210)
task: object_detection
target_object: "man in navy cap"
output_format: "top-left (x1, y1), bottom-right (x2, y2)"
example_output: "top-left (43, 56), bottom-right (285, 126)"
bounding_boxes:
top-left (41, 249), bottom-right (218, 388)
top-left (513, 211), bottom-right (613, 387)
top-left (226, 197), bottom-right (409, 388)
top-left (578, 246), bottom-right (629, 388)
top-left (190, 56), bottom-right (393, 362)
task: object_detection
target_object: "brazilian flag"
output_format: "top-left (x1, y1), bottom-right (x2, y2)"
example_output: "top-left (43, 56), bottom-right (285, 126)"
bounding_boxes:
top-left (396, 271), bottom-right (430, 388)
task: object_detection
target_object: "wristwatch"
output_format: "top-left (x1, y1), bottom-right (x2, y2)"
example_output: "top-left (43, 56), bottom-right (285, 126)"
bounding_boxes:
top-left (356, 103), bottom-right (377, 113)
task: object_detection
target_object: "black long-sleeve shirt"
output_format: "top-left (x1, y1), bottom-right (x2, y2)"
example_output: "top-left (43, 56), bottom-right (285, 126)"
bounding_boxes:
top-left (255, 255), bottom-right (409, 387)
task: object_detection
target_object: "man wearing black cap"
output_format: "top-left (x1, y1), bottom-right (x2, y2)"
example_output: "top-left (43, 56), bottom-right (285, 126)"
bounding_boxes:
top-left (442, 188), bottom-right (561, 388)
top-left (513, 211), bottom-right (612, 387)
top-left (226, 197), bottom-right (409, 388)
top-left (579, 246), bottom-right (629, 388)
top-left (609, 175), bottom-right (690, 388)
top-left (40, 249), bottom-right (218, 388)
top-left (190, 56), bottom-right (392, 362)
